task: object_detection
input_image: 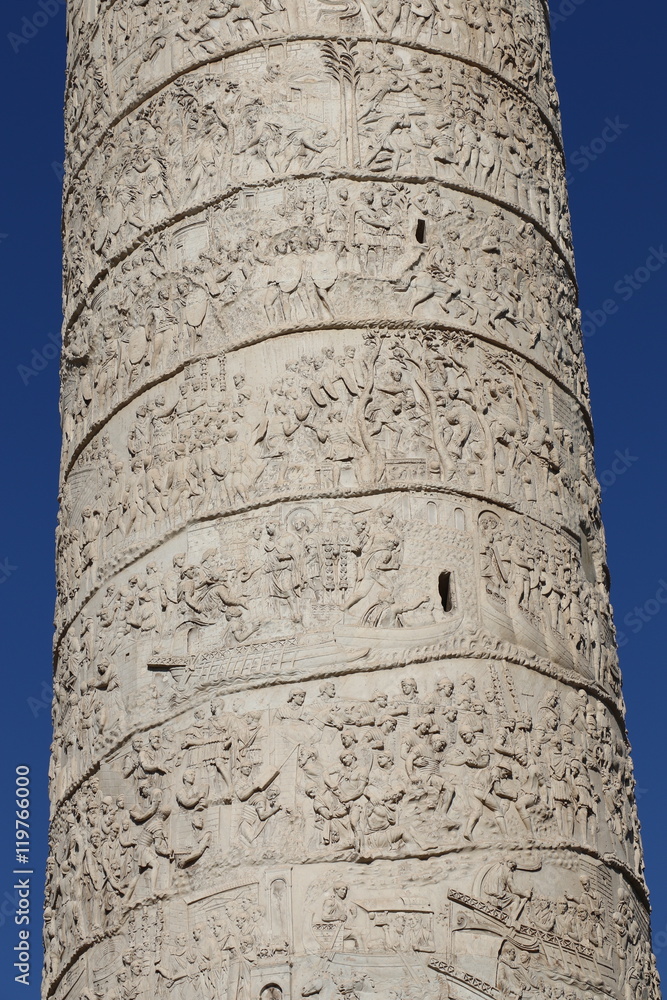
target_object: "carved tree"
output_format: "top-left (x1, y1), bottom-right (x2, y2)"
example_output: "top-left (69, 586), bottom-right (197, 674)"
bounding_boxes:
top-left (321, 38), bottom-right (361, 169)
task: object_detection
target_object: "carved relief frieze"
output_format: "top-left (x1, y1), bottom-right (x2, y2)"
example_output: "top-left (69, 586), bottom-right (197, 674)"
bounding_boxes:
top-left (60, 182), bottom-right (587, 460)
top-left (48, 0), bottom-right (661, 992)
top-left (45, 661), bottom-right (649, 998)
top-left (61, 41), bottom-right (571, 306)
top-left (64, 0), bottom-right (558, 167)
top-left (55, 329), bottom-right (597, 620)
top-left (51, 487), bottom-right (621, 809)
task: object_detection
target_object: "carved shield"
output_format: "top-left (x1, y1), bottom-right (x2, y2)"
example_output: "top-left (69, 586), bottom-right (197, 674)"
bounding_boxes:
top-left (80, 373), bottom-right (93, 403)
top-left (276, 257), bottom-right (302, 293)
top-left (311, 251), bottom-right (338, 290)
top-left (128, 325), bottom-right (147, 365)
top-left (93, 219), bottom-right (108, 252)
top-left (108, 202), bottom-right (124, 235)
top-left (185, 286), bottom-right (208, 328)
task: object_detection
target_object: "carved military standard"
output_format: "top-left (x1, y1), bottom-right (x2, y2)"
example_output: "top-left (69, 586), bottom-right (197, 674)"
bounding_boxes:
top-left (46, 1), bottom-right (660, 999)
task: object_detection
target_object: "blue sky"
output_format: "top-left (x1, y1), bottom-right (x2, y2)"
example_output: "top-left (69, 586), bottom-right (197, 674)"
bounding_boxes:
top-left (0, 1), bottom-right (664, 995)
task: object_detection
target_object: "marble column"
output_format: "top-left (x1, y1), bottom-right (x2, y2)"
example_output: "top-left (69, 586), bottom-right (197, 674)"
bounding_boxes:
top-left (45, 1), bottom-right (659, 999)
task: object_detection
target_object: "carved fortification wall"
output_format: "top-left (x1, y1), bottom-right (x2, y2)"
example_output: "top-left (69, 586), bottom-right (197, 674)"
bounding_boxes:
top-left (46, 1), bottom-right (660, 999)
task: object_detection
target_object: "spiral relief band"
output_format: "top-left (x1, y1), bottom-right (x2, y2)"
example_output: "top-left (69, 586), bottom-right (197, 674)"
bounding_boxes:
top-left (46, 3), bottom-right (659, 1000)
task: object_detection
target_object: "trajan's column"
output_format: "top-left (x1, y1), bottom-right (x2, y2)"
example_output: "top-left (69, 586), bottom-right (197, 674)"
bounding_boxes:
top-left (46, 1), bottom-right (660, 999)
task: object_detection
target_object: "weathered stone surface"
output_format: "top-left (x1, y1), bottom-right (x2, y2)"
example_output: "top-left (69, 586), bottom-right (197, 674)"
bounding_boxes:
top-left (46, 2), bottom-right (659, 1000)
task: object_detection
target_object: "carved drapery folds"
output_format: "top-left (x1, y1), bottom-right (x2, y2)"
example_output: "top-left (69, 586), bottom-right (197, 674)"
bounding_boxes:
top-left (48, 2), bottom-right (659, 1000)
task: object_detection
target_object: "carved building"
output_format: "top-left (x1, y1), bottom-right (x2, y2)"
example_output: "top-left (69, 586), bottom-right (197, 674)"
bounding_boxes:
top-left (47, 1), bottom-right (659, 999)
